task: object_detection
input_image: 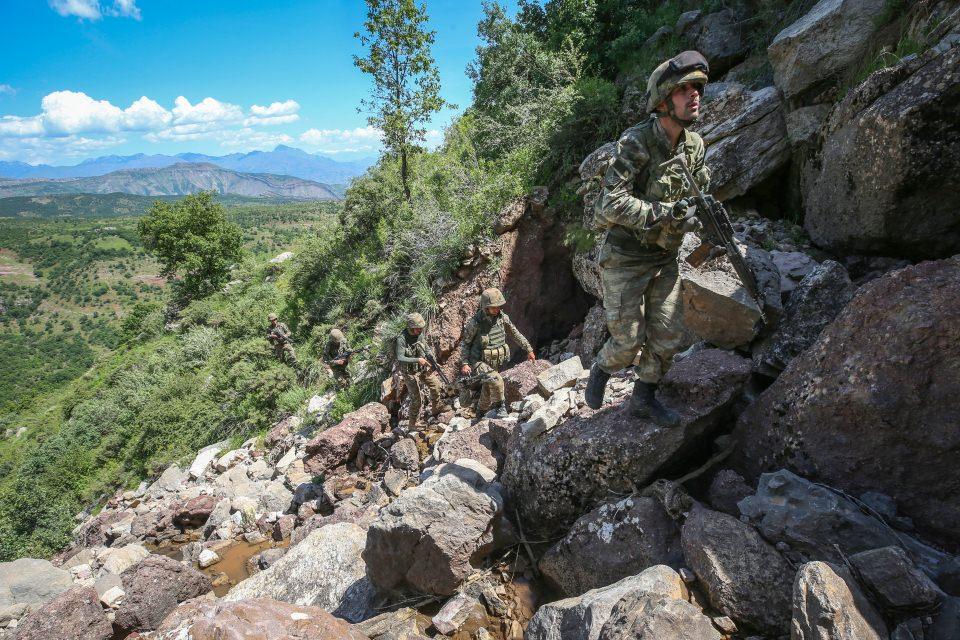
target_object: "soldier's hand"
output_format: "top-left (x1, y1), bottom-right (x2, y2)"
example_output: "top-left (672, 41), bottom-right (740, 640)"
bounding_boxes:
top-left (417, 357), bottom-right (429, 367)
top-left (333, 359), bottom-right (346, 366)
top-left (461, 364), bottom-right (472, 376)
top-left (680, 213), bottom-right (703, 233)
top-left (527, 351), bottom-right (536, 361)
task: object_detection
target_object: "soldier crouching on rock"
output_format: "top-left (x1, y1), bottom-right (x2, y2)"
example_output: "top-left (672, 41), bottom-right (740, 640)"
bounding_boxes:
top-left (460, 287), bottom-right (535, 419)
top-left (584, 51), bottom-right (712, 427)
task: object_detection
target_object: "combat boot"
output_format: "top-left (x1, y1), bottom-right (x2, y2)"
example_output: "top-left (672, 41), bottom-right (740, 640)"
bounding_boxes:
top-left (585, 363), bottom-right (611, 409)
top-left (630, 381), bottom-right (680, 427)
top-left (485, 402), bottom-right (509, 419)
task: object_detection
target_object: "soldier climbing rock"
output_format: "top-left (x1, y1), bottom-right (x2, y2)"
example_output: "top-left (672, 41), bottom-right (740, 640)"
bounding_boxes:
top-left (395, 312), bottom-right (448, 430)
top-left (460, 287), bottom-right (535, 419)
top-left (266, 313), bottom-right (298, 366)
top-left (323, 328), bottom-right (352, 386)
top-left (585, 50), bottom-right (712, 427)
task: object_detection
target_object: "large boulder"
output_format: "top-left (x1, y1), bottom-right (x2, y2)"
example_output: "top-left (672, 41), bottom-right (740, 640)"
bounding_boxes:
top-left (791, 561), bottom-right (888, 640)
top-left (503, 348), bottom-right (751, 538)
top-left (363, 462), bottom-right (502, 597)
top-left (752, 259), bottom-right (855, 375)
top-left (575, 304), bottom-right (608, 366)
top-left (431, 419), bottom-right (500, 472)
top-left (681, 504), bottom-right (793, 635)
top-left (226, 522), bottom-right (376, 623)
top-left (539, 496), bottom-right (682, 597)
top-left (767, 0), bottom-right (888, 105)
top-left (733, 258), bottom-right (960, 544)
top-left (738, 470), bottom-right (946, 575)
top-left (11, 586), bottom-right (113, 640)
top-left (113, 555), bottom-right (213, 634)
top-left (694, 84), bottom-right (790, 201)
top-left (0, 558), bottom-right (72, 610)
top-left (804, 43), bottom-right (960, 258)
top-left (598, 595), bottom-right (721, 640)
top-left (686, 9), bottom-right (749, 75)
top-left (501, 359), bottom-right (551, 403)
top-left (304, 402), bottom-right (390, 476)
top-left (849, 546), bottom-right (944, 613)
top-left (150, 597), bottom-right (370, 640)
top-left (525, 565), bottom-right (687, 640)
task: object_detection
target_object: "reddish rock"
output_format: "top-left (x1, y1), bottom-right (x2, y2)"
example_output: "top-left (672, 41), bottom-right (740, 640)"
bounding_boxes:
top-left (73, 510), bottom-right (134, 548)
top-left (114, 555), bottom-right (213, 633)
top-left (173, 494), bottom-right (217, 527)
top-left (151, 597), bottom-right (369, 640)
top-left (273, 514), bottom-right (296, 541)
top-left (303, 403), bottom-right (389, 476)
top-left (265, 415), bottom-right (301, 449)
top-left (433, 420), bottom-right (501, 472)
top-left (501, 359), bottom-right (551, 403)
top-left (733, 257), bottom-right (960, 545)
top-left (12, 586), bottom-right (113, 640)
top-left (131, 501), bottom-right (181, 542)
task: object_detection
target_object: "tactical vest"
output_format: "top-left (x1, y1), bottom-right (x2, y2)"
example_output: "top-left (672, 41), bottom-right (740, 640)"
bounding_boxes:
top-left (468, 311), bottom-right (509, 368)
top-left (398, 332), bottom-right (427, 373)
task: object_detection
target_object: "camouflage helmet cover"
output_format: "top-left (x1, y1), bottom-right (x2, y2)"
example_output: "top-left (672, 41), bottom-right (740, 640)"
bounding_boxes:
top-left (480, 287), bottom-right (506, 308)
top-left (267, 313), bottom-right (277, 321)
top-left (406, 312), bottom-right (426, 329)
top-left (646, 50), bottom-right (709, 113)
top-left (330, 328), bottom-right (345, 341)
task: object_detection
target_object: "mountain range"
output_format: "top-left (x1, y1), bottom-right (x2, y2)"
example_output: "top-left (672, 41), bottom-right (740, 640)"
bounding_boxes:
top-left (0, 145), bottom-right (374, 185)
top-left (0, 163), bottom-right (341, 200)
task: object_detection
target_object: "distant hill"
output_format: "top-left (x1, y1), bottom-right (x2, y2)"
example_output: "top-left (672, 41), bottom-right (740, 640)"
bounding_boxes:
top-left (0, 163), bottom-right (342, 200)
top-left (0, 145), bottom-right (375, 184)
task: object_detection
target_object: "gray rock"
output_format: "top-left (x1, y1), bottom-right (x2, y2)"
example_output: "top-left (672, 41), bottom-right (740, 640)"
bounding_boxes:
top-left (598, 595), bottom-right (721, 640)
top-left (364, 462), bottom-right (502, 596)
top-left (432, 420), bottom-right (500, 472)
top-left (929, 597), bottom-right (960, 640)
top-left (785, 103), bottom-right (833, 145)
top-left (99, 544), bottom-right (150, 576)
top-left (738, 470), bottom-right (946, 575)
top-left (752, 259), bottom-right (855, 375)
top-left (537, 356), bottom-right (584, 396)
top-left (693, 85), bottom-right (789, 202)
top-left (0, 558), bottom-right (73, 609)
top-left (768, 0), bottom-right (887, 103)
top-left (525, 565), bottom-right (687, 640)
top-left (539, 496), bottom-right (682, 596)
top-left (149, 464), bottom-right (187, 495)
top-left (114, 555), bottom-right (212, 633)
top-left (707, 469), bottom-right (753, 517)
top-left (791, 561), bottom-right (888, 639)
top-left (390, 438), bottom-right (420, 471)
top-left (188, 442), bottom-right (225, 480)
top-left (849, 547), bottom-right (944, 612)
top-left (681, 504), bottom-right (793, 635)
top-left (355, 607), bottom-right (432, 639)
top-left (503, 348), bottom-right (751, 538)
top-left (688, 9), bottom-right (749, 75)
top-left (11, 586), bottom-right (113, 640)
top-left (226, 522), bottom-right (376, 623)
top-left (770, 250), bottom-right (819, 294)
top-left (575, 304), bottom-right (608, 366)
top-left (804, 43), bottom-right (960, 258)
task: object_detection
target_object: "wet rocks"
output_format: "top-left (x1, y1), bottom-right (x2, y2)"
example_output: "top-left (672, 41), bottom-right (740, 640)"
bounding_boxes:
top-left (734, 257), bottom-right (960, 545)
top-left (11, 586), bottom-right (113, 640)
top-left (304, 402), bottom-right (390, 476)
top-left (150, 597), bottom-right (370, 640)
top-left (114, 555), bottom-right (213, 634)
top-left (364, 461), bottom-right (503, 597)
top-left (791, 561), bottom-right (888, 640)
top-left (539, 496), bottom-right (682, 597)
top-left (681, 504), bottom-right (793, 635)
top-left (226, 522), bottom-right (376, 623)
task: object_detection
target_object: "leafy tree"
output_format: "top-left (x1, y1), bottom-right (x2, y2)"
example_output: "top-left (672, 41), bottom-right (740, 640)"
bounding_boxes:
top-left (354, 0), bottom-right (451, 200)
top-left (137, 192), bottom-right (242, 300)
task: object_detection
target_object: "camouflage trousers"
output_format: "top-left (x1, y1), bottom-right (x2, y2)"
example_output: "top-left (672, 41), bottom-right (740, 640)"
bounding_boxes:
top-left (595, 243), bottom-right (685, 383)
top-left (475, 362), bottom-right (505, 412)
top-left (329, 364), bottom-right (350, 387)
top-left (402, 369), bottom-right (443, 428)
top-left (273, 343), bottom-right (298, 367)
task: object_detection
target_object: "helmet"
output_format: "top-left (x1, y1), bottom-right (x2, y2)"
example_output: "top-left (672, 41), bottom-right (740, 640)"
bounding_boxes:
top-left (330, 328), bottom-right (345, 341)
top-left (646, 50), bottom-right (709, 114)
top-left (480, 287), bottom-right (506, 308)
top-left (406, 312), bottom-right (426, 329)
top-left (267, 313), bottom-right (277, 321)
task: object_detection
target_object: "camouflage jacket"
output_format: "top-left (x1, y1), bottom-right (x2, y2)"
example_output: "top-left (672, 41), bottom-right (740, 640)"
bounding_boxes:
top-left (323, 335), bottom-right (348, 363)
top-left (460, 310), bottom-right (532, 367)
top-left (267, 322), bottom-right (292, 345)
top-left (597, 116), bottom-right (710, 254)
top-left (395, 331), bottom-right (429, 373)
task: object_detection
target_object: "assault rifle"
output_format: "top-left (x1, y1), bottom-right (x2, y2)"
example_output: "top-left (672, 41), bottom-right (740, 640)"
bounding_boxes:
top-left (267, 327), bottom-right (291, 345)
top-left (330, 345), bottom-right (370, 363)
top-left (659, 155), bottom-right (766, 321)
top-left (424, 353), bottom-right (451, 386)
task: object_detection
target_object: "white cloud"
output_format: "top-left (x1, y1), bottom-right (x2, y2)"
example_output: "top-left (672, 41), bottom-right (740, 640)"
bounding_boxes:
top-left (298, 126), bottom-right (383, 153)
top-left (172, 96), bottom-right (244, 125)
top-left (106, 0), bottom-right (140, 19)
top-left (216, 129), bottom-right (295, 150)
top-left (0, 115), bottom-right (44, 138)
top-left (0, 85), bottom-right (16, 96)
top-left (122, 96), bottom-right (173, 130)
top-left (0, 134), bottom-right (126, 164)
top-left (49, 0), bottom-right (101, 20)
top-left (244, 100), bottom-right (301, 126)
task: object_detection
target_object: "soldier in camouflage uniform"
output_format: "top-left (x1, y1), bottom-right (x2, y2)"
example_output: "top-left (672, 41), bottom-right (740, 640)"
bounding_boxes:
top-left (460, 288), bottom-right (536, 419)
top-left (266, 313), bottom-right (298, 366)
top-left (395, 312), bottom-right (448, 429)
top-left (323, 328), bottom-right (351, 386)
top-left (585, 51), bottom-right (711, 427)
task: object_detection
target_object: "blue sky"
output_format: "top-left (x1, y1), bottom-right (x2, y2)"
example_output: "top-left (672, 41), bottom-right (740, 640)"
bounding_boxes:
top-left (0, 0), bottom-right (518, 165)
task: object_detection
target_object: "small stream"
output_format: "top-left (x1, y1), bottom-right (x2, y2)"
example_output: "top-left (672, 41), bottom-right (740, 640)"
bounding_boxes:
top-left (151, 536), bottom-right (288, 597)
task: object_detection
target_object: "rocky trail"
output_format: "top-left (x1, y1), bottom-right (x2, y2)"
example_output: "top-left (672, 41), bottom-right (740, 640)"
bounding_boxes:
top-left (2, 1), bottom-right (959, 638)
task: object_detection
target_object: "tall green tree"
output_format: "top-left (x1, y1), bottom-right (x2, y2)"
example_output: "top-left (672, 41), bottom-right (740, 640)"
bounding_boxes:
top-left (354, 0), bottom-right (451, 201)
top-left (137, 191), bottom-right (242, 300)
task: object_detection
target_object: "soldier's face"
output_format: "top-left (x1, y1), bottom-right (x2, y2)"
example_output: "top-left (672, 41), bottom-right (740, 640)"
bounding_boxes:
top-left (270, 319), bottom-right (277, 326)
top-left (485, 306), bottom-right (501, 316)
top-left (409, 327), bottom-right (423, 336)
top-left (669, 83), bottom-right (702, 121)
